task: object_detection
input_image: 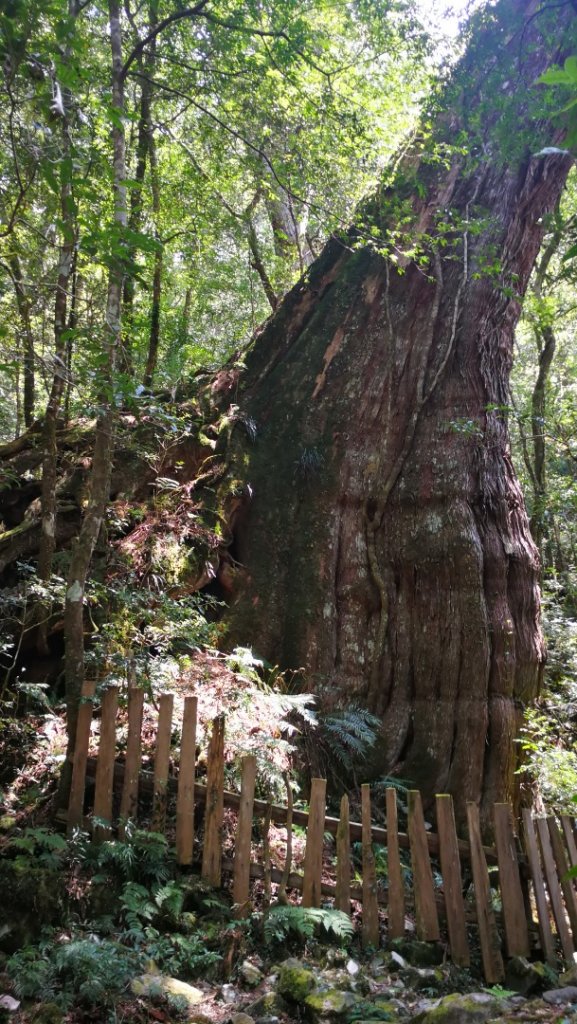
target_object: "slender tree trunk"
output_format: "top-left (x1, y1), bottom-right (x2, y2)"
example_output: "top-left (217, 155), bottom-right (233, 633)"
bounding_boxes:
top-left (64, 252), bottom-right (80, 425)
top-left (143, 132), bottom-right (162, 387)
top-left (222, 0), bottom-right (576, 823)
top-left (36, 3), bottom-right (78, 654)
top-left (8, 252), bottom-right (35, 427)
top-left (247, 218), bottom-right (278, 311)
top-left (121, 0), bottom-right (158, 374)
top-left (59, 0), bottom-right (127, 808)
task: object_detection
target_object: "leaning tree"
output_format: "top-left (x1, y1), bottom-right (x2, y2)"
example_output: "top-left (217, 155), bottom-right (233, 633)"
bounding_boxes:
top-left (216, 0), bottom-right (577, 820)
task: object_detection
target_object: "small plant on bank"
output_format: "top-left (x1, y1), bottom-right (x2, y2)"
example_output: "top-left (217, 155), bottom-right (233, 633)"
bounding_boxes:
top-left (7, 932), bottom-right (142, 1010)
top-left (263, 905), bottom-right (354, 948)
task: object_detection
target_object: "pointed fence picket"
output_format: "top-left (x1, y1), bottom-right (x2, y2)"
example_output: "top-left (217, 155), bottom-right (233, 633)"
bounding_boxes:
top-left (66, 684), bottom-right (577, 980)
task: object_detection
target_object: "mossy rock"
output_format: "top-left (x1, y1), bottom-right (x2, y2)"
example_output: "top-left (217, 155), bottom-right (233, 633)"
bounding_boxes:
top-left (411, 992), bottom-right (504, 1024)
top-left (346, 998), bottom-right (400, 1021)
top-left (387, 939), bottom-right (444, 967)
top-left (130, 973), bottom-right (204, 1009)
top-left (277, 959), bottom-right (317, 1003)
top-left (246, 990), bottom-right (289, 1016)
top-left (304, 988), bottom-right (357, 1019)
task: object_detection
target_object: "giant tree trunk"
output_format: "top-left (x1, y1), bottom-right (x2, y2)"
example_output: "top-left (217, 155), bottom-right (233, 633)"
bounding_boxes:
top-left (223, 0), bottom-right (576, 821)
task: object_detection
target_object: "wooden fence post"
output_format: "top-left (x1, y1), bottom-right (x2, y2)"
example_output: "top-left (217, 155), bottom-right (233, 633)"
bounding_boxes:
top-left (362, 784), bottom-right (380, 948)
top-left (561, 815), bottom-right (577, 876)
top-left (548, 817), bottom-right (577, 943)
top-left (493, 803), bottom-right (530, 957)
top-left (152, 693), bottom-right (174, 833)
top-left (436, 794), bottom-right (469, 966)
top-left (202, 716), bottom-right (225, 887)
top-left (536, 816), bottom-right (574, 962)
top-left (92, 686), bottom-right (119, 842)
top-left (522, 810), bottom-right (555, 965)
top-left (233, 754), bottom-right (257, 916)
top-left (386, 787), bottom-right (405, 939)
top-left (176, 695), bottom-right (198, 866)
top-left (408, 790), bottom-right (440, 941)
top-left (335, 794), bottom-right (351, 916)
top-left (466, 802), bottom-right (504, 984)
top-left (302, 778), bottom-right (326, 908)
top-left (118, 679), bottom-right (144, 839)
top-left (67, 680), bottom-right (96, 834)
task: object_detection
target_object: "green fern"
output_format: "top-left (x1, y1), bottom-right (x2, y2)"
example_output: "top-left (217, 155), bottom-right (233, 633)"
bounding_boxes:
top-left (319, 707), bottom-right (381, 768)
top-left (264, 905), bottom-right (354, 947)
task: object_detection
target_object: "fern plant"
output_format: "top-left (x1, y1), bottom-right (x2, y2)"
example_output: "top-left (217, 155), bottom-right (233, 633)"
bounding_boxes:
top-left (7, 935), bottom-right (141, 1009)
top-left (263, 905), bottom-right (354, 947)
top-left (73, 826), bottom-right (173, 886)
top-left (302, 705), bottom-right (382, 789)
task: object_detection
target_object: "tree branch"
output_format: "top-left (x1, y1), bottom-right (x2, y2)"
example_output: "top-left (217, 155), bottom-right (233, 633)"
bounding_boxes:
top-left (121, 1), bottom-right (211, 80)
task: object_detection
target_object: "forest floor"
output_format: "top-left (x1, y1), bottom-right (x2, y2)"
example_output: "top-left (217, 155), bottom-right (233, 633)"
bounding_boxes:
top-left (1, 656), bottom-right (577, 1024)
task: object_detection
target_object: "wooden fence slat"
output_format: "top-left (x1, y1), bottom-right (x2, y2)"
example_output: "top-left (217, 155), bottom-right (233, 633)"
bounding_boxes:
top-left (466, 802), bottom-right (504, 984)
top-left (493, 802), bottom-right (530, 957)
top-left (201, 715), bottom-right (225, 887)
top-left (536, 816), bottom-right (574, 961)
top-left (548, 817), bottom-right (577, 943)
top-left (302, 777), bottom-right (326, 908)
top-left (561, 815), bottom-right (577, 877)
top-left (176, 695), bottom-right (198, 866)
top-left (118, 683), bottom-right (144, 839)
top-left (152, 692), bottom-right (174, 833)
top-left (67, 681), bottom-right (96, 834)
top-left (362, 784), bottom-right (380, 948)
top-left (386, 787), bottom-right (405, 938)
top-left (522, 810), bottom-right (555, 965)
top-left (232, 754), bottom-right (257, 916)
top-left (335, 794), bottom-right (351, 915)
top-left (436, 794), bottom-right (469, 966)
top-left (92, 686), bottom-right (119, 842)
top-left (408, 790), bottom-right (440, 941)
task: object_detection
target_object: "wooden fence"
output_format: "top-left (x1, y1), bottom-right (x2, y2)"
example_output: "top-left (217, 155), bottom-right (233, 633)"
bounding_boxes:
top-left (66, 683), bottom-right (577, 983)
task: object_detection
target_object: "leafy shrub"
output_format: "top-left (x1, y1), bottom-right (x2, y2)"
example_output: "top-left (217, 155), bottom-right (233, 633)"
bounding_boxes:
top-left (263, 905), bottom-right (354, 947)
top-left (73, 826), bottom-right (173, 886)
top-left (7, 934), bottom-right (141, 1009)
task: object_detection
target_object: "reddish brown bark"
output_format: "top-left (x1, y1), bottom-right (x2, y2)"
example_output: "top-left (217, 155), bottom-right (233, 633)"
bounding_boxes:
top-left (223, 0), bottom-right (576, 821)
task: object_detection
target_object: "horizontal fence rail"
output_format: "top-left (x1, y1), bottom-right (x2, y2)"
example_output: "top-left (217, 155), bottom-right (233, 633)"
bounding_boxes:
top-left (66, 683), bottom-right (577, 982)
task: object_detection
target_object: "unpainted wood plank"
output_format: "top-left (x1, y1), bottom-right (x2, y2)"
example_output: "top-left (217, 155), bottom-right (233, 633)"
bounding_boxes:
top-left (67, 681), bottom-right (96, 834)
top-left (493, 803), bottom-right (530, 957)
top-left (362, 784), bottom-right (380, 948)
top-left (93, 686), bottom-right (119, 842)
top-left (302, 777), bottom-right (327, 908)
top-left (536, 816), bottom-right (574, 962)
top-left (152, 692), bottom-right (174, 833)
top-left (232, 754), bottom-right (257, 916)
top-left (386, 787), bottom-right (405, 939)
top-left (118, 683), bottom-right (144, 839)
top-left (201, 715), bottom-right (225, 887)
top-left (561, 815), bottom-right (577, 875)
top-left (521, 810), bottom-right (557, 965)
top-left (176, 695), bottom-right (198, 866)
top-left (408, 790), bottom-right (440, 941)
top-left (466, 802), bottom-right (504, 984)
top-left (436, 794), bottom-right (470, 966)
top-left (335, 793), bottom-right (351, 916)
top-left (548, 817), bottom-right (577, 945)
top-left (278, 771), bottom-right (294, 905)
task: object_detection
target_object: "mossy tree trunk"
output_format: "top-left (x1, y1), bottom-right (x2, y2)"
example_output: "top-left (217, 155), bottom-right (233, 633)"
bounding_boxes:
top-left (223, 0), bottom-right (576, 821)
